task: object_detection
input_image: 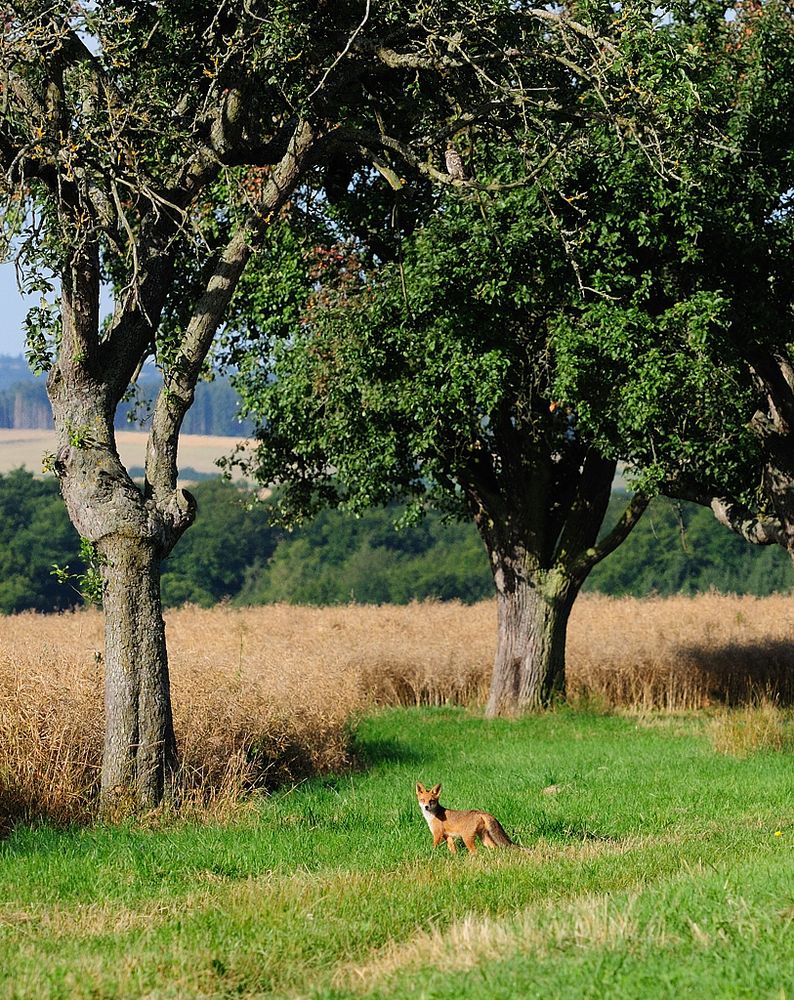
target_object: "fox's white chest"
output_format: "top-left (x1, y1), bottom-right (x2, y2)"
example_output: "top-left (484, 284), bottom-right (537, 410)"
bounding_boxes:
top-left (420, 804), bottom-right (438, 831)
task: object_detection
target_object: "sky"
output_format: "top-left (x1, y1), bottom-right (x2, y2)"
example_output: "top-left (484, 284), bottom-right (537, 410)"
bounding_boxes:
top-left (0, 262), bottom-right (33, 357)
top-left (0, 262), bottom-right (115, 359)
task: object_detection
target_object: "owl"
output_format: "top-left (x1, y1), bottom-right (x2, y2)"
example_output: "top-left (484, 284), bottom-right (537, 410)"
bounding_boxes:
top-left (444, 144), bottom-right (467, 180)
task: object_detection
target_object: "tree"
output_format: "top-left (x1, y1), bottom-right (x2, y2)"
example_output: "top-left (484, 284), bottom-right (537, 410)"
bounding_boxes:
top-left (161, 479), bottom-right (278, 607)
top-left (551, 1), bottom-right (794, 571)
top-left (226, 5), bottom-right (784, 712)
top-left (0, 468), bottom-right (81, 612)
top-left (231, 2), bottom-right (794, 710)
top-left (231, 167), bottom-right (649, 713)
top-left (3, 1), bottom-right (627, 807)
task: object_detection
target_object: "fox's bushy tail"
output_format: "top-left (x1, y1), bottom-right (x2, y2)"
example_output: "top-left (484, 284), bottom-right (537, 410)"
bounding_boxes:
top-left (485, 815), bottom-right (532, 852)
top-left (485, 816), bottom-right (515, 847)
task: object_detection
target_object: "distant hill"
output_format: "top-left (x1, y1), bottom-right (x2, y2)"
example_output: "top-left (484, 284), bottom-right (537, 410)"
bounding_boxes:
top-left (0, 355), bottom-right (254, 437)
top-left (0, 355), bottom-right (38, 391)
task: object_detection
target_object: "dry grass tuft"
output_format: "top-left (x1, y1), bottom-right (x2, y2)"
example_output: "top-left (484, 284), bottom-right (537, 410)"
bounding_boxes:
top-left (706, 700), bottom-right (794, 758)
top-left (2, 592), bottom-right (794, 826)
top-left (337, 887), bottom-right (671, 993)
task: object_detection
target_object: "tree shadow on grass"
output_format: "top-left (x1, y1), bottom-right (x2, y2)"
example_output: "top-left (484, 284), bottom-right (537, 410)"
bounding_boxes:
top-left (348, 733), bottom-right (423, 769)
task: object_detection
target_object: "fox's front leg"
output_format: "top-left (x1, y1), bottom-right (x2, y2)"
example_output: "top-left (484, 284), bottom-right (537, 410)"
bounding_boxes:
top-left (432, 828), bottom-right (445, 850)
top-left (445, 835), bottom-right (458, 854)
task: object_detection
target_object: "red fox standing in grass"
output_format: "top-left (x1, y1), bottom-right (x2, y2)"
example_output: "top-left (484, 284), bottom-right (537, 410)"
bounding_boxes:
top-left (415, 782), bottom-right (523, 854)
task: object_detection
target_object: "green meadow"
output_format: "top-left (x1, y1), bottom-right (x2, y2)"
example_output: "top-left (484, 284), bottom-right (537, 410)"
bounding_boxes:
top-left (1, 708), bottom-right (791, 999)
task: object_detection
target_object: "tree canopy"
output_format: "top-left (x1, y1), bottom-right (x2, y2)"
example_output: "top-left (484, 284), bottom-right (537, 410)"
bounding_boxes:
top-left (228, 143), bottom-right (657, 712)
top-left (551, 1), bottom-right (794, 553)
top-left (5, 0), bottom-right (669, 805)
top-left (3, 0), bottom-right (780, 798)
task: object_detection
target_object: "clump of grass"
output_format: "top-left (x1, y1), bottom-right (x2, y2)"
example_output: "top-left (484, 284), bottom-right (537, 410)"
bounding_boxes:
top-left (707, 699), bottom-right (794, 757)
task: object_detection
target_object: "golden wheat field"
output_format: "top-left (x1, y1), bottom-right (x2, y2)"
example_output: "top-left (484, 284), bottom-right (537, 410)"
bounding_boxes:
top-left (2, 593), bottom-right (794, 826)
top-left (0, 428), bottom-right (252, 480)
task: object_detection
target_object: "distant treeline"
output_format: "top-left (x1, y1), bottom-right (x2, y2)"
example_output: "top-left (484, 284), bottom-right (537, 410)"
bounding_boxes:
top-left (1, 469), bottom-right (791, 615)
top-left (0, 356), bottom-right (252, 437)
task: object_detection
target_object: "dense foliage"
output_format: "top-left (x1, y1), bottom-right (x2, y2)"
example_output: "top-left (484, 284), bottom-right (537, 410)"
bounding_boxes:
top-left (247, 495), bottom-right (794, 604)
top-left (237, 505), bottom-right (492, 606)
top-left (2, 473), bottom-right (789, 615)
top-left (551, 1), bottom-right (794, 534)
top-left (160, 479), bottom-right (278, 608)
top-left (0, 470), bottom-right (79, 612)
top-left (587, 496), bottom-right (794, 598)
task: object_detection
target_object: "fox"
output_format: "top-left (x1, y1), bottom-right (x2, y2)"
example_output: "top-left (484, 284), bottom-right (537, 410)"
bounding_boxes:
top-left (415, 781), bottom-right (523, 854)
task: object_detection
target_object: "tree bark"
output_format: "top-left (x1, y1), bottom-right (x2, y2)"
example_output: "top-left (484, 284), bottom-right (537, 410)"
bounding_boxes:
top-left (47, 243), bottom-right (193, 811)
top-left (41, 119), bottom-right (318, 815)
top-left (98, 534), bottom-right (177, 810)
top-left (485, 552), bottom-right (575, 715)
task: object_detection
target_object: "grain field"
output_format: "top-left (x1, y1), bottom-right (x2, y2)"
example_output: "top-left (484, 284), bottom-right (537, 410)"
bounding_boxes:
top-left (2, 593), bottom-right (793, 826)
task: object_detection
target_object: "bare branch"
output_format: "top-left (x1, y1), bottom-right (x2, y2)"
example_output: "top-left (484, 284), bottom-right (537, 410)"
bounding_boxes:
top-left (307, 0), bottom-right (372, 100)
top-left (666, 478), bottom-right (785, 548)
top-left (145, 225), bottom-right (252, 504)
top-left (524, 9), bottom-right (620, 56)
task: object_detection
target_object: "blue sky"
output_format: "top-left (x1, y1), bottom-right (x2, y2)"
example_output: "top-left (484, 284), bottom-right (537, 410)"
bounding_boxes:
top-left (0, 262), bottom-right (33, 357)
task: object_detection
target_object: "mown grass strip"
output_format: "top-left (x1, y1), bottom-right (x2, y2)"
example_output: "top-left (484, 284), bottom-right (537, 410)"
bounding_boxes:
top-left (0, 708), bottom-right (790, 999)
top-left (328, 851), bottom-right (794, 1000)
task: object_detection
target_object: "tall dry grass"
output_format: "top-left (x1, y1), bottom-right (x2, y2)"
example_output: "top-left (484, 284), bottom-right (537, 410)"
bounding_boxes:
top-left (568, 593), bottom-right (794, 711)
top-left (2, 593), bottom-right (794, 826)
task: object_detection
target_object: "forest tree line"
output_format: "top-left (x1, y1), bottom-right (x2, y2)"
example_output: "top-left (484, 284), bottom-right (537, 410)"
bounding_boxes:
top-left (1, 469), bottom-right (790, 616)
top-left (0, 358), bottom-right (252, 437)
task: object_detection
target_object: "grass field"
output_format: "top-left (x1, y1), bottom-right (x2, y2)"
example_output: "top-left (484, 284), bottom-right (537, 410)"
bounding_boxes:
top-left (0, 707), bottom-right (791, 999)
top-left (1, 597), bottom-right (793, 997)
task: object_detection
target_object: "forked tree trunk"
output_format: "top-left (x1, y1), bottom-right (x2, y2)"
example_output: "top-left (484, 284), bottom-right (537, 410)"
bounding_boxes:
top-left (48, 386), bottom-right (192, 813)
top-left (470, 447), bottom-right (647, 716)
top-left (98, 534), bottom-right (177, 810)
top-left (486, 557), bottom-right (576, 715)
top-left (38, 120), bottom-right (316, 817)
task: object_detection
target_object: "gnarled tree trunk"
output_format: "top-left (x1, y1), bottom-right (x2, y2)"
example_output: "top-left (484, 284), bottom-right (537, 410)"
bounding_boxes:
top-left (47, 245), bottom-right (194, 813)
top-left (50, 418), bottom-right (194, 811)
top-left (43, 120), bottom-right (316, 815)
top-left (471, 446), bottom-right (648, 717)
top-left (485, 541), bottom-right (576, 714)
top-left (98, 534), bottom-right (177, 809)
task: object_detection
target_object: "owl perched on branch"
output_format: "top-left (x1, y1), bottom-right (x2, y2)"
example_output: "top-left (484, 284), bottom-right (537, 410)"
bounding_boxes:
top-left (444, 143), bottom-right (467, 180)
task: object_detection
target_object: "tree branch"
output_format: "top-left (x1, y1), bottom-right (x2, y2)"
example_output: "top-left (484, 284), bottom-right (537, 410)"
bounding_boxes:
top-left (665, 478), bottom-right (785, 548)
top-left (145, 118), bottom-right (318, 504)
top-left (568, 489), bottom-right (650, 580)
top-left (550, 448), bottom-right (615, 571)
top-left (144, 224), bottom-right (252, 505)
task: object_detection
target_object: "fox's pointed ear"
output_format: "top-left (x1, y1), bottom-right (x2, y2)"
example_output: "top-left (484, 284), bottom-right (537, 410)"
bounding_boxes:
top-left (431, 783), bottom-right (441, 796)
top-left (416, 782), bottom-right (425, 794)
